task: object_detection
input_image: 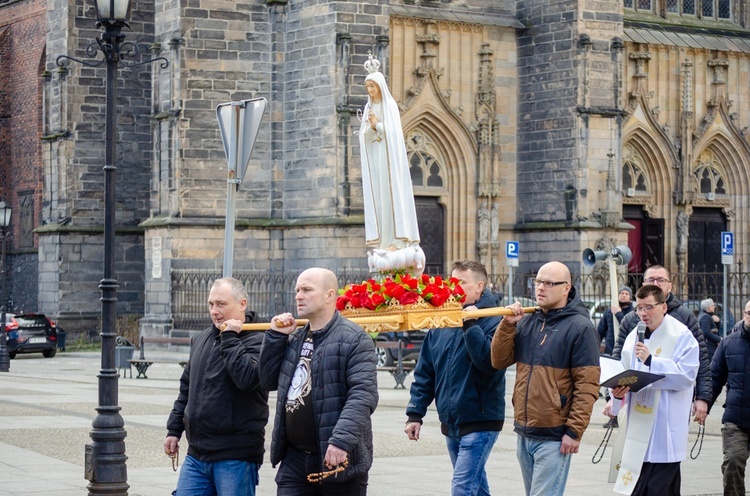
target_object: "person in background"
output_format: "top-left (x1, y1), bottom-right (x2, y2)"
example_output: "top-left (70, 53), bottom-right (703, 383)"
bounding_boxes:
top-left (710, 299), bottom-right (750, 496)
top-left (260, 268), bottom-right (378, 496)
top-left (598, 285), bottom-right (635, 355)
top-left (165, 277), bottom-right (268, 496)
top-left (698, 298), bottom-right (721, 361)
top-left (599, 285), bottom-right (635, 428)
top-left (491, 261), bottom-right (600, 496)
top-left (405, 260), bottom-right (506, 496)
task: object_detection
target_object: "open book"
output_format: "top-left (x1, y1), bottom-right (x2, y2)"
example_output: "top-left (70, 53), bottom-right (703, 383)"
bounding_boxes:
top-left (599, 356), bottom-right (665, 393)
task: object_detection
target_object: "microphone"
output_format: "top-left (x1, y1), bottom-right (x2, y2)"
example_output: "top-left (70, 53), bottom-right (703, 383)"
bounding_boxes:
top-left (636, 321), bottom-right (646, 343)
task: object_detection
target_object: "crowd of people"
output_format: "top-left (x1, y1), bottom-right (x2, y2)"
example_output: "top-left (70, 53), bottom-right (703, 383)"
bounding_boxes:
top-left (161, 263), bottom-right (750, 496)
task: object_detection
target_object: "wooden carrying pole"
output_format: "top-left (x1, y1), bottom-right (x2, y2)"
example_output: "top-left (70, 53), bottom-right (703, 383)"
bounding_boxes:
top-left (234, 306), bottom-right (538, 331)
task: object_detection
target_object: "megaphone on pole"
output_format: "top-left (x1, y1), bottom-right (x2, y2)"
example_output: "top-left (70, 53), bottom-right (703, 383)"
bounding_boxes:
top-left (610, 245), bottom-right (632, 266)
top-left (582, 248), bottom-right (608, 267)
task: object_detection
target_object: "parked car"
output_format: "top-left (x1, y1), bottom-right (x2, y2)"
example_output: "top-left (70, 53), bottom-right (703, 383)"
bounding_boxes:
top-left (5, 313), bottom-right (59, 359)
top-left (373, 330), bottom-right (426, 368)
top-left (583, 299), bottom-right (610, 327)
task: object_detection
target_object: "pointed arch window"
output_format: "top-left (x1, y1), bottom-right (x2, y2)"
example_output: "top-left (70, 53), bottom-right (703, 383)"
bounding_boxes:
top-left (622, 158), bottom-right (650, 196)
top-left (406, 130), bottom-right (445, 190)
top-left (693, 151), bottom-right (727, 198)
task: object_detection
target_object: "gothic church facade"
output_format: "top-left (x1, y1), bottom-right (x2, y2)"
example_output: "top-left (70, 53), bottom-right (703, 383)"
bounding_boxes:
top-left (1, 0), bottom-right (749, 333)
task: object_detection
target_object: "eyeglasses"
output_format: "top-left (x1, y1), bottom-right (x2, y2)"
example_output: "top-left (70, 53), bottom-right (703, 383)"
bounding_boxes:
top-left (534, 280), bottom-right (568, 289)
top-left (643, 277), bottom-right (670, 285)
top-left (744, 311), bottom-right (750, 317)
top-left (635, 303), bottom-right (663, 313)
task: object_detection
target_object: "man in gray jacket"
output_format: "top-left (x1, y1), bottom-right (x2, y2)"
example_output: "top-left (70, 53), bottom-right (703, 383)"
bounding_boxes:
top-left (260, 268), bottom-right (378, 495)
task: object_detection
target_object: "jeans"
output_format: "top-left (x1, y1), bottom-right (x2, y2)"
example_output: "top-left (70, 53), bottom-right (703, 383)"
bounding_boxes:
top-left (445, 430), bottom-right (499, 496)
top-left (722, 422), bottom-right (750, 496)
top-left (173, 454), bottom-right (259, 496)
top-left (516, 435), bottom-right (571, 496)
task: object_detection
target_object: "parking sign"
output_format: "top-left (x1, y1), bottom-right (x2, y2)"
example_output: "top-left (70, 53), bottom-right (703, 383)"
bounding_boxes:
top-left (722, 232), bottom-right (734, 265)
top-left (506, 241), bottom-right (519, 267)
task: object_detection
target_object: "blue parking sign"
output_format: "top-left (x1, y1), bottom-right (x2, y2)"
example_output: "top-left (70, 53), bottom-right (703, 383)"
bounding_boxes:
top-left (722, 231), bottom-right (733, 265)
top-left (506, 241), bottom-right (519, 259)
top-left (722, 232), bottom-right (733, 255)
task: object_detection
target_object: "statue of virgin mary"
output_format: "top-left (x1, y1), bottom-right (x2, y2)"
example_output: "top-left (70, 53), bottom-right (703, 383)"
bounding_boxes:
top-left (359, 54), bottom-right (424, 275)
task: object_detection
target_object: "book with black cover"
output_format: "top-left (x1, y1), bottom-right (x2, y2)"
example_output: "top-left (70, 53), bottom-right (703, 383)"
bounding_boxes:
top-left (599, 356), bottom-right (665, 393)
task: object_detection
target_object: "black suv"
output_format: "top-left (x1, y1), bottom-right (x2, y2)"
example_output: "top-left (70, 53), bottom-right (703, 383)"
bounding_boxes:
top-left (373, 330), bottom-right (426, 368)
top-left (6, 313), bottom-right (59, 359)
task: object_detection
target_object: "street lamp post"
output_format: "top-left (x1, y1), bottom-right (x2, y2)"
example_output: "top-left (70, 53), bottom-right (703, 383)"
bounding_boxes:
top-left (0, 200), bottom-right (11, 373)
top-left (56, 1), bottom-right (167, 493)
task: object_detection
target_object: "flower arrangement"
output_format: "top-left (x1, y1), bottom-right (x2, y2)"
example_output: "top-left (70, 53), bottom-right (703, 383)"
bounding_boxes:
top-left (337, 273), bottom-right (466, 311)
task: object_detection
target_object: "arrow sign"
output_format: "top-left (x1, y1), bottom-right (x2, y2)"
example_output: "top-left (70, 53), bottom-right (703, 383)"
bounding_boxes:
top-left (216, 98), bottom-right (266, 184)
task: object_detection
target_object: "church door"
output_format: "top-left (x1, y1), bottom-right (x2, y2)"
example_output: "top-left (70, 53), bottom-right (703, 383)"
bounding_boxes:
top-left (415, 196), bottom-right (445, 275)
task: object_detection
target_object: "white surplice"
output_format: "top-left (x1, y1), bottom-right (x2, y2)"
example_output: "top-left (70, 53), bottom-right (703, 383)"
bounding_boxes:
top-left (611, 314), bottom-right (699, 493)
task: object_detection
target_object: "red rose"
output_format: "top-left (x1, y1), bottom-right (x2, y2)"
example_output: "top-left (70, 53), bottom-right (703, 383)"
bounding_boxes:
top-left (421, 274), bottom-right (431, 284)
top-left (398, 292), bottom-right (420, 305)
top-left (363, 296), bottom-right (377, 310)
top-left (430, 293), bottom-right (447, 307)
top-left (350, 295), bottom-right (363, 308)
top-left (371, 293), bottom-right (386, 308)
top-left (336, 296), bottom-right (349, 311)
top-left (385, 284), bottom-right (406, 299)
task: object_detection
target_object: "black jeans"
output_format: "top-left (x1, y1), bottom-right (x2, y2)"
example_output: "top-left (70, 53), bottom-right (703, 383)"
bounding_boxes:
top-left (275, 446), bottom-right (368, 496)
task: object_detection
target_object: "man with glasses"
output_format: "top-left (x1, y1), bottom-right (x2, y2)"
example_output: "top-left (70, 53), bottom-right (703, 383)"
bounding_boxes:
top-left (607, 265), bottom-right (712, 425)
top-left (709, 299), bottom-right (750, 496)
top-left (609, 285), bottom-right (699, 495)
top-left (491, 261), bottom-right (600, 496)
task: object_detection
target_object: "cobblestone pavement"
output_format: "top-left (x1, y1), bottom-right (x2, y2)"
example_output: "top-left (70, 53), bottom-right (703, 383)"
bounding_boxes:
top-left (0, 350), bottom-right (728, 495)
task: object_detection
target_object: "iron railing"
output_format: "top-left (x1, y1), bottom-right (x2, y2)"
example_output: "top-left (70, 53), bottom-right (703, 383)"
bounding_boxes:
top-left (171, 262), bottom-right (750, 330)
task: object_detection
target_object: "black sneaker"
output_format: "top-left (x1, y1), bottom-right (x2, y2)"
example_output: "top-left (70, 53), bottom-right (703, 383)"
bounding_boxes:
top-left (603, 418), bottom-right (619, 428)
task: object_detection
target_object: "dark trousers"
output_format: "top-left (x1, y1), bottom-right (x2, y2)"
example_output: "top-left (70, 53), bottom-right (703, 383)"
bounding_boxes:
top-left (275, 446), bottom-right (368, 496)
top-left (722, 422), bottom-right (750, 496)
top-left (632, 461), bottom-right (681, 496)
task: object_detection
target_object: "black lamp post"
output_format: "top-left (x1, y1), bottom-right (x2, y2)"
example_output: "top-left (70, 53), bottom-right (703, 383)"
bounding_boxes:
top-left (0, 200), bottom-right (11, 373)
top-left (56, 1), bottom-right (167, 494)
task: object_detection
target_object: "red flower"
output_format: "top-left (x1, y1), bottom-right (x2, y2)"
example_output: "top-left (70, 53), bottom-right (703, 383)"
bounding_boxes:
top-left (398, 292), bottom-right (420, 305)
top-left (336, 296), bottom-right (349, 311)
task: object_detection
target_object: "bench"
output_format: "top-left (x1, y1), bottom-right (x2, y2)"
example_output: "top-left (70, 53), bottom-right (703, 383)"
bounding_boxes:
top-left (126, 336), bottom-right (190, 379)
top-left (375, 341), bottom-right (415, 389)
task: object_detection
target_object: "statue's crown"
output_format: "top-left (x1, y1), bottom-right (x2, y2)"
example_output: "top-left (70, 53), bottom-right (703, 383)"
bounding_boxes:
top-left (364, 52), bottom-right (380, 74)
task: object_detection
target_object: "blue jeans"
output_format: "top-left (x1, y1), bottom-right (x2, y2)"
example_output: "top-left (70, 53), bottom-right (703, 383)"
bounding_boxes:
top-left (173, 454), bottom-right (259, 496)
top-left (516, 435), bottom-right (571, 496)
top-left (445, 430), bottom-right (499, 496)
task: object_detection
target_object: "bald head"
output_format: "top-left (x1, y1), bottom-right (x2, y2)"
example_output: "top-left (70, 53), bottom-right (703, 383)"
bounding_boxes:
top-left (295, 268), bottom-right (340, 330)
top-left (535, 261), bottom-right (572, 311)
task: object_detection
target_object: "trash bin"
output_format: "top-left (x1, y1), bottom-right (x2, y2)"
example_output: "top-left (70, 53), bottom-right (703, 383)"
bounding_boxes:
top-left (56, 329), bottom-right (67, 351)
top-left (115, 345), bottom-right (135, 377)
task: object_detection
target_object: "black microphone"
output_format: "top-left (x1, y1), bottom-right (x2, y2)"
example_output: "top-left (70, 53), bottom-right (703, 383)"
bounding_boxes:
top-left (636, 321), bottom-right (646, 343)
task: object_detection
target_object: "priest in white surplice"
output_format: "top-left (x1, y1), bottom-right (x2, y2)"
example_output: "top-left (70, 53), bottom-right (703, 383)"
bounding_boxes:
top-left (609, 284), bottom-right (699, 496)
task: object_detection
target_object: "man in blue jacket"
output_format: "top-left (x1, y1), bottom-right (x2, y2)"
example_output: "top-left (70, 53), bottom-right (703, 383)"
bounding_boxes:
top-left (405, 260), bottom-right (506, 496)
top-left (710, 299), bottom-right (750, 496)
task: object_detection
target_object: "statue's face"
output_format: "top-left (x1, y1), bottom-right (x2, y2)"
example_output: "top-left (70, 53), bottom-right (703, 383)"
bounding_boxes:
top-left (366, 80), bottom-right (382, 102)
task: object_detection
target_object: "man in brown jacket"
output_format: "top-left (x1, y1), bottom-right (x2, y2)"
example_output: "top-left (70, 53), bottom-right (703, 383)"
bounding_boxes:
top-left (491, 261), bottom-right (600, 496)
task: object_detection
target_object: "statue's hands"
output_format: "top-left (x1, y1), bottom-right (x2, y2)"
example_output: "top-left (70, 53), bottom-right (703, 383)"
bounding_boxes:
top-left (368, 110), bottom-right (379, 130)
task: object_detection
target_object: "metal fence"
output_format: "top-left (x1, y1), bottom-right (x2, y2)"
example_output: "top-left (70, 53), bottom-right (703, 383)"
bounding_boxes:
top-left (172, 263), bottom-right (750, 330)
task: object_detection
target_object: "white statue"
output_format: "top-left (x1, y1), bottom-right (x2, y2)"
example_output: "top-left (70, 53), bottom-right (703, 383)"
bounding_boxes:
top-left (359, 54), bottom-right (423, 275)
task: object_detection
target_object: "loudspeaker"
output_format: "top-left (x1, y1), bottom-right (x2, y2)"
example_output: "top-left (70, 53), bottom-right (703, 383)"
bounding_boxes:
top-left (582, 248), bottom-right (608, 267)
top-left (610, 245), bottom-right (632, 266)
